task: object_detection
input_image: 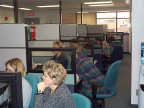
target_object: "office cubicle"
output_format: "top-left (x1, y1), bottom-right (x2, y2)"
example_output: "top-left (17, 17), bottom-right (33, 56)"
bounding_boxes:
top-left (0, 24), bottom-right (27, 71)
top-left (105, 32), bottom-right (124, 62)
top-left (26, 47), bottom-right (77, 93)
top-left (77, 36), bottom-right (103, 72)
top-left (61, 40), bottom-right (94, 61)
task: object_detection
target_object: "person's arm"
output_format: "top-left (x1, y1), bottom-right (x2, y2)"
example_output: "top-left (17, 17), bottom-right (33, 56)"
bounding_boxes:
top-left (33, 82), bottom-right (47, 108)
top-left (33, 93), bottom-right (44, 108)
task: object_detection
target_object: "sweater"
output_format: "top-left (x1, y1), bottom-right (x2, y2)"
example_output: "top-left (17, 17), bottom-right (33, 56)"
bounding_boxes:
top-left (33, 83), bottom-right (75, 108)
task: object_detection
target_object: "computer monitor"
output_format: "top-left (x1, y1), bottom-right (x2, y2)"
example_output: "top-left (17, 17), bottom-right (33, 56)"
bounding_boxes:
top-left (0, 72), bottom-right (23, 108)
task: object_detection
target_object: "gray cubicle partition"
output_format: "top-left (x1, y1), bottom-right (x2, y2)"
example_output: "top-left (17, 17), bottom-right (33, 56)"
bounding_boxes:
top-left (0, 24), bottom-right (27, 71)
top-left (28, 24), bottom-right (59, 48)
top-left (61, 24), bottom-right (77, 40)
top-left (77, 24), bottom-right (87, 36)
top-left (87, 25), bottom-right (104, 34)
top-left (32, 24), bottom-right (59, 40)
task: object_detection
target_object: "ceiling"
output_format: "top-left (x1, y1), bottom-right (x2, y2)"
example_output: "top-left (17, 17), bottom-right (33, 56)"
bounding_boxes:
top-left (0, 0), bottom-right (130, 11)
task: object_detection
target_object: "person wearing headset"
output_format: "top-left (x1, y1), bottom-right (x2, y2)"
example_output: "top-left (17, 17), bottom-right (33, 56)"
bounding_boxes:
top-left (4, 58), bottom-right (32, 108)
top-left (51, 41), bottom-right (68, 69)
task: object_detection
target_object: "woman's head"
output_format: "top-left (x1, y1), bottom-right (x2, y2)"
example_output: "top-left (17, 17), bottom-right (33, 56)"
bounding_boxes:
top-left (95, 37), bottom-right (102, 45)
top-left (70, 38), bottom-right (79, 48)
top-left (5, 58), bottom-right (26, 77)
top-left (42, 60), bottom-right (67, 86)
top-left (53, 41), bottom-right (65, 48)
top-left (53, 41), bottom-right (65, 55)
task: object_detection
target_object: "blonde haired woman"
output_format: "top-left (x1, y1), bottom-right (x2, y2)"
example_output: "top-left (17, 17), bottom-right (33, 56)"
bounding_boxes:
top-left (51, 41), bottom-right (68, 69)
top-left (33, 60), bottom-right (74, 108)
top-left (5, 58), bottom-right (32, 108)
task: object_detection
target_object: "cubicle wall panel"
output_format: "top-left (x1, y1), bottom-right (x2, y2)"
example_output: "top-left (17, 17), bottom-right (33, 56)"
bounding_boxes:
top-left (0, 24), bottom-right (26, 47)
top-left (28, 41), bottom-right (54, 47)
top-left (87, 25), bottom-right (103, 34)
top-left (77, 24), bottom-right (87, 36)
top-left (0, 49), bottom-right (27, 71)
top-left (34, 24), bottom-right (59, 40)
top-left (61, 24), bottom-right (77, 36)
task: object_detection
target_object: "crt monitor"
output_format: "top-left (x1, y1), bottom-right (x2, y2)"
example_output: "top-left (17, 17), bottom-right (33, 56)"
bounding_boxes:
top-left (0, 72), bottom-right (23, 108)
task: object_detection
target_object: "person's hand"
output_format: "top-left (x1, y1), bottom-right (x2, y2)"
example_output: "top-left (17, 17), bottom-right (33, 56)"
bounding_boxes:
top-left (37, 82), bottom-right (46, 92)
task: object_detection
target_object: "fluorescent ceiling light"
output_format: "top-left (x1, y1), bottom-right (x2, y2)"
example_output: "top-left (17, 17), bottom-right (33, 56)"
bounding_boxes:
top-left (19, 8), bottom-right (32, 10)
top-left (0, 5), bottom-right (14, 8)
top-left (36, 5), bottom-right (59, 8)
top-left (89, 4), bottom-right (114, 7)
top-left (84, 1), bottom-right (113, 4)
top-left (77, 11), bottom-right (89, 13)
top-left (97, 11), bottom-right (110, 12)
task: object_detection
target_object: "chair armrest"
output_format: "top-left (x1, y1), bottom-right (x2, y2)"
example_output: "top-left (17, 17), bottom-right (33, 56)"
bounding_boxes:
top-left (88, 81), bottom-right (102, 86)
top-left (88, 81), bottom-right (103, 100)
top-left (75, 79), bottom-right (83, 93)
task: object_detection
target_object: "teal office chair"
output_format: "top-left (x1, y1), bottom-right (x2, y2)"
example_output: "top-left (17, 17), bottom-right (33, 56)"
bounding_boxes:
top-left (87, 60), bottom-right (122, 108)
top-left (72, 93), bottom-right (91, 108)
top-left (110, 47), bottom-right (114, 55)
top-left (24, 74), bottom-right (39, 108)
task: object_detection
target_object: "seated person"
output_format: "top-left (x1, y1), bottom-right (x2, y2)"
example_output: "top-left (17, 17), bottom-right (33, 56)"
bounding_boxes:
top-left (3, 58), bottom-right (32, 108)
top-left (95, 37), bottom-right (111, 58)
top-left (33, 60), bottom-right (75, 108)
top-left (84, 37), bottom-right (92, 48)
top-left (75, 44), bottom-right (110, 96)
top-left (70, 38), bottom-right (79, 48)
top-left (107, 34), bottom-right (117, 41)
top-left (51, 41), bottom-right (68, 69)
top-left (95, 37), bottom-right (111, 72)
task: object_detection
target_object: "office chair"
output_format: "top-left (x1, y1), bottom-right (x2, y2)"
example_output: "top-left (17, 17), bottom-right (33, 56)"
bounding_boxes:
top-left (24, 74), bottom-right (39, 108)
top-left (85, 60), bottom-right (122, 108)
top-left (72, 93), bottom-right (91, 108)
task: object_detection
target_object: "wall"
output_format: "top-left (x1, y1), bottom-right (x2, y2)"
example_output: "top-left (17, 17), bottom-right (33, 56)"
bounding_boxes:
top-left (131, 0), bottom-right (144, 105)
top-left (24, 10), bottom-right (60, 24)
top-left (0, 8), bottom-right (24, 23)
top-left (62, 13), bottom-right (76, 24)
top-left (77, 13), bottom-right (96, 25)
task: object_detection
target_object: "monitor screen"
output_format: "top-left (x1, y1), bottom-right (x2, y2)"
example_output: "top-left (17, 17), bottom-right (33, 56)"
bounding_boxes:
top-left (0, 72), bottom-right (23, 108)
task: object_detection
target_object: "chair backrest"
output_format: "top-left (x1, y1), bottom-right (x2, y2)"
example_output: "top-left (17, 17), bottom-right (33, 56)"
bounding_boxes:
top-left (110, 47), bottom-right (114, 55)
top-left (24, 74), bottom-right (39, 108)
top-left (72, 93), bottom-right (91, 108)
top-left (104, 60), bottom-right (122, 97)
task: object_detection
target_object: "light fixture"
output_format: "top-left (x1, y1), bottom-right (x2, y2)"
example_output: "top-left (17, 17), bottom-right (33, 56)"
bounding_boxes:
top-left (77, 11), bottom-right (89, 13)
top-left (0, 5), bottom-right (14, 8)
top-left (84, 1), bottom-right (113, 4)
top-left (97, 11), bottom-right (110, 12)
top-left (36, 5), bottom-right (59, 8)
top-left (19, 8), bottom-right (32, 10)
top-left (89, 4), bottom-right (114, 7)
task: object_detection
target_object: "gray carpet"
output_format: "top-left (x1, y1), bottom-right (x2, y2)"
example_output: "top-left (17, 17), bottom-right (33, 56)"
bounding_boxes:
top-left (105, 53), bottom-right (131, 108)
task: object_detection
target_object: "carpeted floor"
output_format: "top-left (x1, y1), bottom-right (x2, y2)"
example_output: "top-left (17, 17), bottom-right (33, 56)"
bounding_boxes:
top-left (105, 53), bottom-right (131, 108)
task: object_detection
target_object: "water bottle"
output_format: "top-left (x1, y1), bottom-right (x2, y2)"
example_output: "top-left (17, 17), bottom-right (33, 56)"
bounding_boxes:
top-left (141, 42), bottom-right (144, 64)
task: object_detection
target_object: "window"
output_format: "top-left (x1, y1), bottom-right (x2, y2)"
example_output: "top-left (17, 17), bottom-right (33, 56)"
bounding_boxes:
top-left (96, 11), bottom-right (130, 33)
